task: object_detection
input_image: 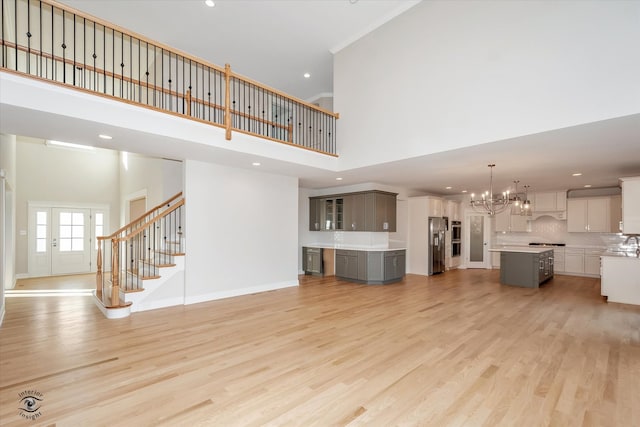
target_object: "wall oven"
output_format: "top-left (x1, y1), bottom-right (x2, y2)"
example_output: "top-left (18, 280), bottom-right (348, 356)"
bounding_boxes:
top-left (451, 221), bottom-right (461, 257)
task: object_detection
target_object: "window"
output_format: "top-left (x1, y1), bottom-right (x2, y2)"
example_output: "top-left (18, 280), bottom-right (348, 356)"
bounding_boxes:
top-left (95, 213), bottom-right (104, 249)
top-left (59, 212), bottom-right (84, 252)
top-left (36, 211), bottom-right (47, 253)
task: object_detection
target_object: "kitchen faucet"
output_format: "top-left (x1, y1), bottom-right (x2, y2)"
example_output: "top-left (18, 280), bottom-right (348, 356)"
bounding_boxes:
top-left (623, 234), bottom-right (640, 257)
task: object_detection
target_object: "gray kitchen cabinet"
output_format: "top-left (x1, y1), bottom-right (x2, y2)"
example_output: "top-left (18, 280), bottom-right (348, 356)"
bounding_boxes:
top-left (344, 193), bottom-right (366, 231)
top-left (309, 198), bottom-right (321, 231)
top-left (365, 191), bottom-right (397, 232)
top-left (335, 249), bottom-right (362, 280)
top-left (310, 191), bottom-right (397, 232)
top-left (336, 249), bottom-right (406, 284)
top-left (302, 247), bottom-right (323, 276)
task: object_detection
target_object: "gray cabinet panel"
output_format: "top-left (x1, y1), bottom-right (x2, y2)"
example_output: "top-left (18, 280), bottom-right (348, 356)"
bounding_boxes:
top-left (367, 252), bottom-right (384, 281)
top-left (499, 250), bottom-right (553, 288)
top-left (310, 191), bottom-right (397, 233)
top-left (309, 199), bottom-right (321, 231)
top-left (302, 247), bottom-right (323, 276)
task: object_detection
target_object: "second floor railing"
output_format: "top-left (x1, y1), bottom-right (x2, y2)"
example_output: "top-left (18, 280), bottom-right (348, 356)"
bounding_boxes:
top-left (0, 0), bottom-right (338, 155)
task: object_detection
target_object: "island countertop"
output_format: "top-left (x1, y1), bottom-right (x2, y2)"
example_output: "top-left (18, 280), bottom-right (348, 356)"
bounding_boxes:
top-left (489, 246), bottom-right (554, 254)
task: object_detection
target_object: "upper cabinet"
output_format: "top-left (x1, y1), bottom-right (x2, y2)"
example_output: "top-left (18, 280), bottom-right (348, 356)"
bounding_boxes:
top-left (531, 191), bottom-right (567, 219)
top-left (620, 176), bottom-right (640, 234)
top-left (567, 196), bottom-right (621, 233)
top-left (533, 191), bottom-right (567, 212)
top-left (494, 209), bottom-right (529, 233)
top-left (310, 191), bottom-right (397, 232)
top-left (445, 200), bottom-right (461, 221)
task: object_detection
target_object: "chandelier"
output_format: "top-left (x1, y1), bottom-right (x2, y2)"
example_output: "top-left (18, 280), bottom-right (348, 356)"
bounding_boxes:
top-left (469, 164), bottom-right (513, 216)
top-left (511, 183), bottom-right (532, 216)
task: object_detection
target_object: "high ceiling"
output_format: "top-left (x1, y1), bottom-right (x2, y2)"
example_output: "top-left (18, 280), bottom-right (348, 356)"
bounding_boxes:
top-left (14, 1), bottom-right (640, 195)
top-left (60, 0), bottom-right (420, 101)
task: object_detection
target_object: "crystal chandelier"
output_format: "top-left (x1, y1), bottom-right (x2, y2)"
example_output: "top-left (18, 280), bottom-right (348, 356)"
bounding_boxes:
top-left (469, 164), bottom-right (512, 216)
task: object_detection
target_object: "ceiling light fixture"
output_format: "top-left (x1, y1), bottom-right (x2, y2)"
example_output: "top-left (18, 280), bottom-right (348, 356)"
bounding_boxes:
top-left (303, 73), bottom-right (311, 79)
top-left (98, 134), bottom-right (112, 140)
top-left (252, 162), bottom-right (261, 166)
top-left (47, 140), bottom-right (95, 150)
top-left (445, 186), bottom-right (452, 190)
top-left (469, 164), bottom-right (530, 216)
top-left (205, 0), bottom-right (215, 7)
top-left (336, 177), bottom-right (343, 181)
top-left (572, 172), bottom-right (582, 177)
top-left (584, 184), bottom-right (592, 188)
top-left (462, 190), bottom-right (468, 193)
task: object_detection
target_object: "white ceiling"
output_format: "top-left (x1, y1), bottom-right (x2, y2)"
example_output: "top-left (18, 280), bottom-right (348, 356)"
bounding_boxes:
top-left (13, 1), bottom-right (640, 196)
top-left (60, 0), bottom-right (420, 101)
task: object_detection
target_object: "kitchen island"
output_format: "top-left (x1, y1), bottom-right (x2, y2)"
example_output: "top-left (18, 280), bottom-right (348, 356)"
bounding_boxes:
top-left (489, 247), bottom-right (554, 288)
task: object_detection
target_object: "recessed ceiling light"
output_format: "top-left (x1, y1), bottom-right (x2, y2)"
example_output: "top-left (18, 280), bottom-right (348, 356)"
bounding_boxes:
top-left (252, 162), bottom-right (261, 166)
top-left (462, 190), bottom-right (468, 193)
top-left (445, 186), bottom-right (452, 190)
top-left (336, 177), bottom-right (343, 181)
top-left (303, 73), bottom-right (311, 79)
top-left (98, 134), bottom-right (112, 140)
top-left (584, 184), bottom-right (592, 188)
top-left (572, 173), bottom-right (582, 177)
top-left (205, 0), bottom-right (215, 7)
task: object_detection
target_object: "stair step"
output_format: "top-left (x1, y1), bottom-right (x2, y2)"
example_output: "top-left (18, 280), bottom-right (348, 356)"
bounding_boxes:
top-left (139, 260), bottom-right (176, 268)
top-left (96, 289), bottom-right (133, 309)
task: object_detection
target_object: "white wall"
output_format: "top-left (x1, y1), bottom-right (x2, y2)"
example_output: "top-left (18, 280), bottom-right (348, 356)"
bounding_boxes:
top-left (119, 152), bottom-right (183, 225)
top-left (15, 137), bottom-right (120, 274)
top-left (184, 160), bottom-right (298, 303)
top-left (334, 0), bottom-right (640, 169)
top-left (0, 133), bottom-right (17, 324)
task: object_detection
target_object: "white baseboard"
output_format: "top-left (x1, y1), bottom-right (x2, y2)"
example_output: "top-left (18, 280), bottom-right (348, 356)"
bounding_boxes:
top-left (15, 273), bottom-right (29, 280)
top-left (185, 280), bottom-right (299, 306)
top-left (132, 296), bottom-right (185, 313)
top-left (0, 304), bottom-right (5, 327)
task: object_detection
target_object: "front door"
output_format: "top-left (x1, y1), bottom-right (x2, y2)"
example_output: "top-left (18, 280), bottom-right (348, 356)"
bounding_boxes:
top-left (28, 204), bottom-right (108, 276)
top-left (51, 208), bottom-right (91, 275)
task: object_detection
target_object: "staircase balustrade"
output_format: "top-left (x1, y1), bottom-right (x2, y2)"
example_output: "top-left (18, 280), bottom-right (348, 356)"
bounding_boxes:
top-left (1, 0), bottom-right (338, 155)
top-left (96, 195), bottom-right (184, 307)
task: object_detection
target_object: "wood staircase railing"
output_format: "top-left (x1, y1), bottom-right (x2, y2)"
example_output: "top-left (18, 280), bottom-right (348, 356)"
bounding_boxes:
top-left (96, 193), bottom-right (185, 308)
top-left (1, 0), bottom-right (339, 155)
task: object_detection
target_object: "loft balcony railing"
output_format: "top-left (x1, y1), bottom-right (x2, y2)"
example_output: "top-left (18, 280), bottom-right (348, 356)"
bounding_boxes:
top-left (0, 0), bottom-right (338, 155)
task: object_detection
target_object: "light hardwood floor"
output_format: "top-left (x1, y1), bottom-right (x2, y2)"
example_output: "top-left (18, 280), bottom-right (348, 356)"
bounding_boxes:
top-left (0, 270), bottom-right (639, 426)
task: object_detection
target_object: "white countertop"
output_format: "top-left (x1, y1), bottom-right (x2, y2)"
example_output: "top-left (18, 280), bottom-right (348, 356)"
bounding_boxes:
top-left (304, 245), bottom-right (406, 252)
top-left (601, 251), bottom-right (640, 259)
top-left (489, 246), bottom-right (555, 254)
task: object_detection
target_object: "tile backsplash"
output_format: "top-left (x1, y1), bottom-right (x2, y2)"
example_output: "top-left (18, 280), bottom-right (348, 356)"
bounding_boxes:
top-left (494, 216), bottom-right (628, 248)
top-left (308, 231), bottom-right (390, 248)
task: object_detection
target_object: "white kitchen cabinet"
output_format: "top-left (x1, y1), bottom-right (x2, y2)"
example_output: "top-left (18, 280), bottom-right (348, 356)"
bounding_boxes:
top-left (620, 176), bottom-right (640, 234)
top-left (584, 250), bottom-right (602, 276)
top-left (553, 248), bottom-right (565, 273)
top-left (533, 192), bottom-right (567, 212)
top-left (601, 256), bottom-right (640, 306)
top-left (493, 210), bottom-right (529, 233)
top-left (427, 197), bottom-right (444, 218)
top-left (564, 248), bottom-right (584, 274)
top-left (563, 247), bottom-right (602, 277)
top-left (567, 196), bottom-right (621, 233)
top-left (445, 200), bottom-right (461, 221)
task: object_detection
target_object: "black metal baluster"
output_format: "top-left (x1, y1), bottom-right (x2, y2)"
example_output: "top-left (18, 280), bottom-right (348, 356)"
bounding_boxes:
top-left (39, 0), bottom-right (43, 77)
top-left (14, 0), bottom-right (18, 72)
top-left (167, 50), bottom-right (171, 111)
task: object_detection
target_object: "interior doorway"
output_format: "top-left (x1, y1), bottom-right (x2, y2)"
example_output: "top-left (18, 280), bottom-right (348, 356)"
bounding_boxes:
top-left (129, 196), bottom-right (147, 223)
top-left (465, 213), bottom-right (491, 269)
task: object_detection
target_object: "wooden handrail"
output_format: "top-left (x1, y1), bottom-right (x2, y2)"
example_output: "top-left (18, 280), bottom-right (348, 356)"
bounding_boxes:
top-left (43, 0), bottom-right (337, 118)
top-left (98, 192), bottom-right (183, 241)
top-left (117, 199), bottom-right (185, 242)
top-left (2, 40), bottom-right (296, 133)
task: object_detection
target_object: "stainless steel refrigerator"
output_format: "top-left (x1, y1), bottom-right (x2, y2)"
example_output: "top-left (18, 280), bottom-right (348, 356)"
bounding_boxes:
top-left (428, 217), bottom-right (446, 275)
